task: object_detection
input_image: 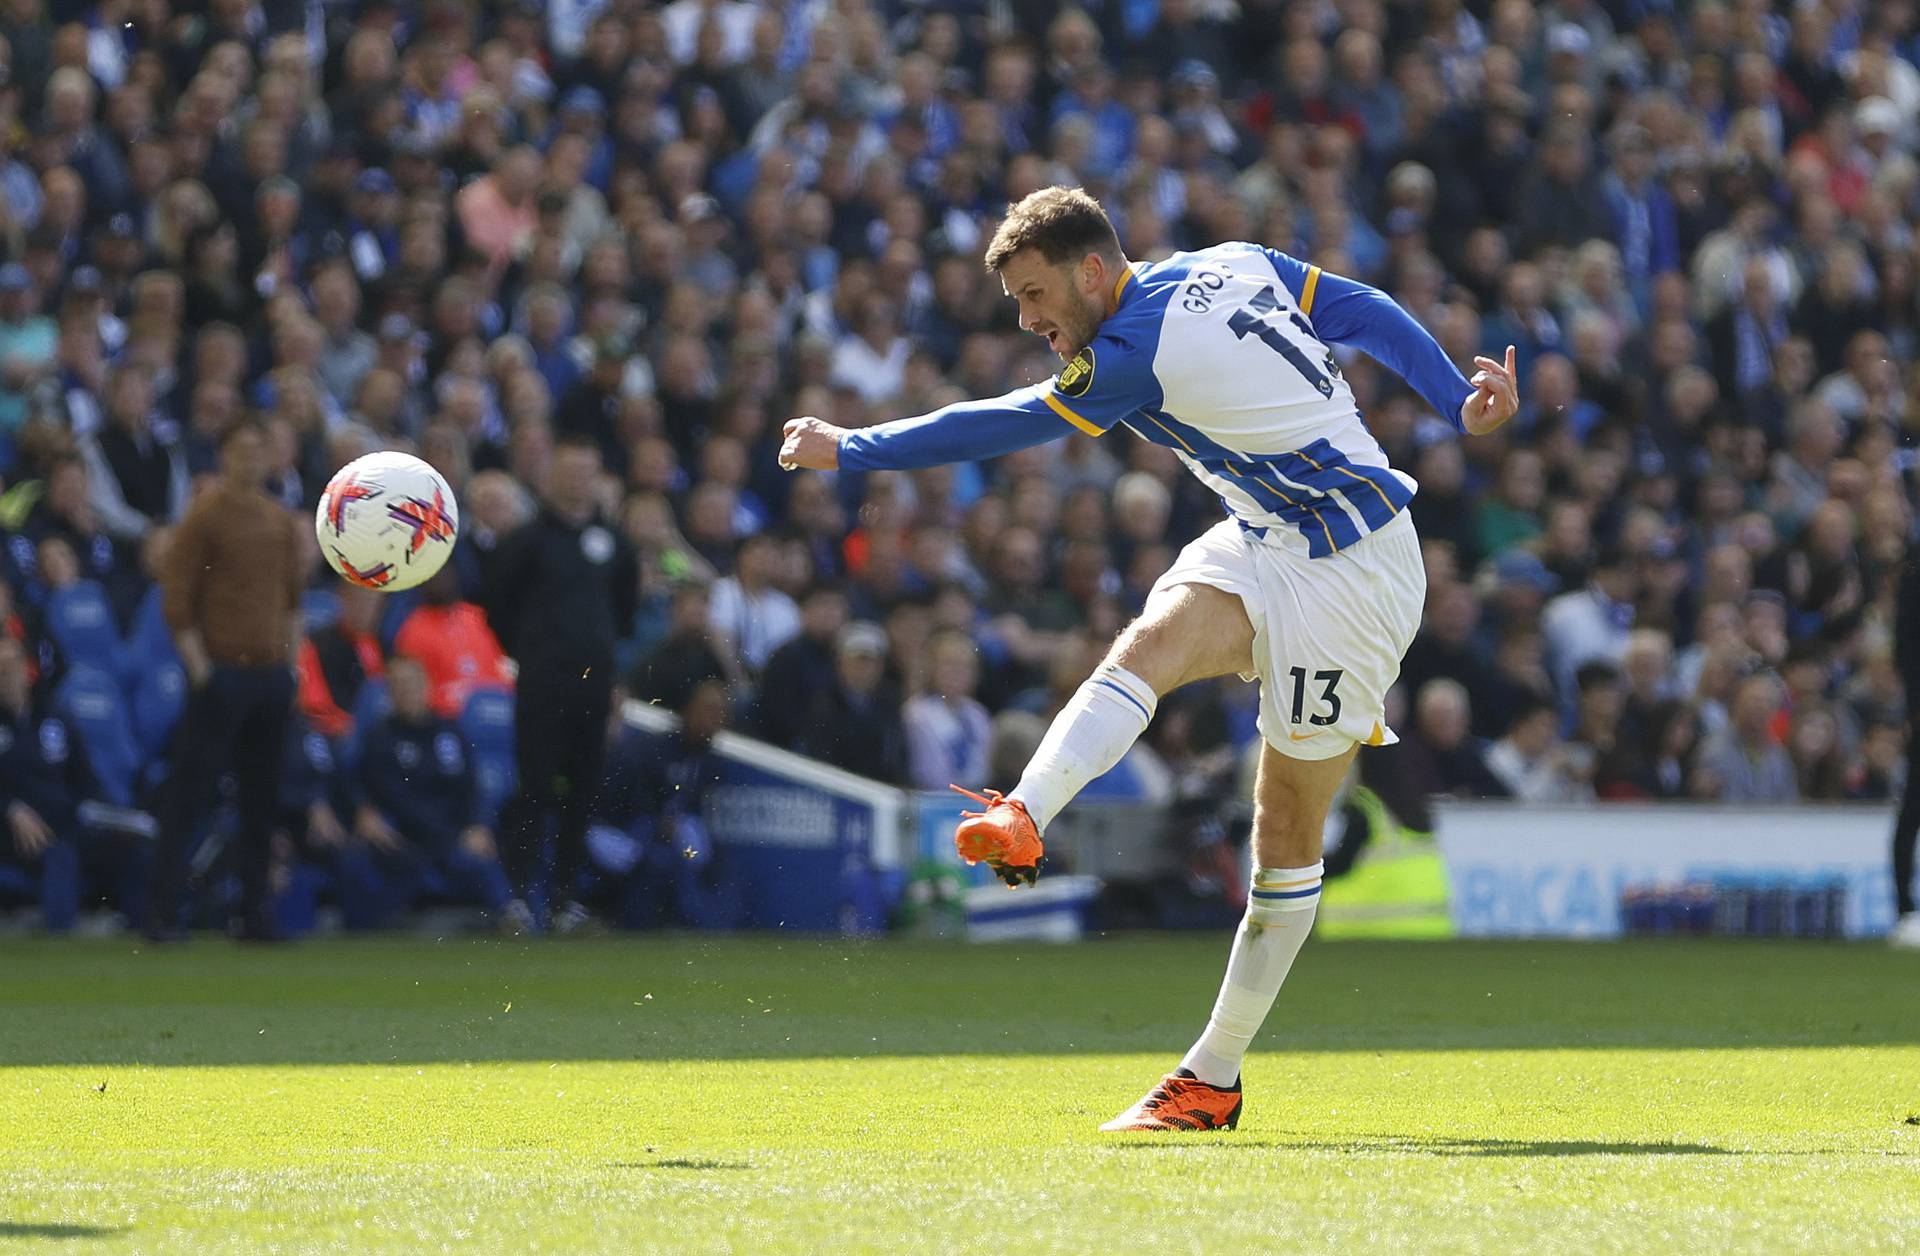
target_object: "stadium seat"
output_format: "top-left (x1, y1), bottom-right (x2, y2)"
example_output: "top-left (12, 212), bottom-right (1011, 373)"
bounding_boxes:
top-left (45, 580), bottom-right (129, 680)
top-left (126, 585), bottom-right (181, 673)
top-left (460, 687), bottom-right (517, 825)
top-left (337, 678), bottom-right (391, 773)
top-left (55, 664), bottom-right (143, 807)
top-left (302, 587), bottom-right (342, 634)
top-left (130, 660), bottom-right (188, 761)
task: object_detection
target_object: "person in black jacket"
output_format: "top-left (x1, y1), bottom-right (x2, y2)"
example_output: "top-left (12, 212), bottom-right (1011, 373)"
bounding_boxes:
top-left (350, 657), bottom-right (515, 928)
top-left (753, 583), bottom-right (847, 749)
top-left (483, 435), bottom-right (638, 933)
top-left (1888, 544), bottom-right (1920, 946)
top-left (595, 678), bottom-right (742, 929)
top-left (795, 621), bottom-right (909, 784)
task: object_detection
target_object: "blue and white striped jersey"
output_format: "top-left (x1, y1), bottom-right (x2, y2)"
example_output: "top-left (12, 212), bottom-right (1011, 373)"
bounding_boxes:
top-left (839, 242), bottom-right (1476, 558)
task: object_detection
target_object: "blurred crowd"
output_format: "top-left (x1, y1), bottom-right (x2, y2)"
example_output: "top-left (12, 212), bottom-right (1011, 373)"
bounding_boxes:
top-left (2, 0), bottom-right (1920, 926)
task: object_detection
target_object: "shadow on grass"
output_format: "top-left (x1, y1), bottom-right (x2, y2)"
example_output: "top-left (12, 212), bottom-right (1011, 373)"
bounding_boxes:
top-left (1104, 1134), bottom-right (1740, 1158)
top-left (3, 936), bottom-right (1919, 1066)
top-left (0, 1222), bottom-right (130, 1239)
top-left (609, 1159), bottom-right (753, 1171)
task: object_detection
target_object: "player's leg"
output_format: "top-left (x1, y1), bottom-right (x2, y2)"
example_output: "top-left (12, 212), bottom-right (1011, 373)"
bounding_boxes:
top-left (957, 580), bottom-right (1253, 879)
top-left (1005, 582), bottom-right (1254, 827)
top-left (1179, 741), bottom-right (1352, 1082)
top-left (1103, 513), bottom-right (1426, 1131)
top-left (958, 521), bottom-right (1261, 877)
top-left (1099, 743), bottom-right (1352, 1132)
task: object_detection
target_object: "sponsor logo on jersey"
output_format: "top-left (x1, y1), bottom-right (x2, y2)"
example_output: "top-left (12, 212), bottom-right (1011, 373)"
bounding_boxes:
top-left (1057, 346), bottom-right (1095, 398)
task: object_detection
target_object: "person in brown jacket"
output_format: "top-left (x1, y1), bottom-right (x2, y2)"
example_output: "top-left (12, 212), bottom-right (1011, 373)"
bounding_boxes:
top-left (146, 421), bottom-right (305, 942)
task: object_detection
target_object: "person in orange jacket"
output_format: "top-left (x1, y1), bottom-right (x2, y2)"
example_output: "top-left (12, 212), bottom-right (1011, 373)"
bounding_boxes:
top-left (393, 566), bottom-right (513, 719)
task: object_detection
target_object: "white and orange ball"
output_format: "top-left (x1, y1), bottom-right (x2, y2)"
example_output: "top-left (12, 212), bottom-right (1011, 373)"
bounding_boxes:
top-left (315, 451), bottom-right (459, 591)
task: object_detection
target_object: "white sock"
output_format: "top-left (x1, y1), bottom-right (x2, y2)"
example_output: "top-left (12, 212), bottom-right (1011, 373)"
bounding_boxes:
top-left (1008, 664), bottom-right (1156, 830)
top-left (1179, 861), bottom-right (1323, 1087)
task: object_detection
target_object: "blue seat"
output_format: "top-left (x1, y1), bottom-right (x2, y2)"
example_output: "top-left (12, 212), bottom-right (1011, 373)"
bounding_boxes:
top-left (302, 587), bottom-right (342, 634)
top-left (126, 586), bottom-right (179, 671)
top-left (45, 581), bottom-right (128, 679)
top-left (461, 687), bottom-right (517, 824)
top-left (130, 660), bottom-right (188, 760)
top-left (337, 678), bottom-right (391, 774)
top-left (55, 665), bottom-right (142, 807)
top-left (460, 687), bottom-right (517, 825)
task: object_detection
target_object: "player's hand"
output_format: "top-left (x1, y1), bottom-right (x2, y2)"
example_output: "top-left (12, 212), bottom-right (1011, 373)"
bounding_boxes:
top-left (778, 416), bottom-right (844, 471)
top-left (7, 800), bottom-right (51, 857)
top-left (1462, 344), bottom-right (1519, 436)
top-left (459, 826), bottom-right (496, 859)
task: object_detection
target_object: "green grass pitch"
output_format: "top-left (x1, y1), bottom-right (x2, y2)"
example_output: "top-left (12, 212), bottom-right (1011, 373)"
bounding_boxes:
top-left (3, 934), bottom-right (1919, 1254)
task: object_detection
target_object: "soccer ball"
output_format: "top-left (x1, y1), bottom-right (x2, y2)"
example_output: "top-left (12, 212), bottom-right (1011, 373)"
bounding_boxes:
top-left (316, 452), bottom-right (459, 591)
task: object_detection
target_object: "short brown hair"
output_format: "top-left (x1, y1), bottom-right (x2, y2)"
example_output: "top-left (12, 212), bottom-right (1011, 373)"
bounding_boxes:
top-left (983, 186), bottom-right (1122, 272)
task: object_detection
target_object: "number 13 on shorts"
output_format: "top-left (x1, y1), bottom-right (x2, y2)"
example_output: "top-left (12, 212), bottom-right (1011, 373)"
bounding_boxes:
top-left (1286, 666), bottom-right (1342, 728)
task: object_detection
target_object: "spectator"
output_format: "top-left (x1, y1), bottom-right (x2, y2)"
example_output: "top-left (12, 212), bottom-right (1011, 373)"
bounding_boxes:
top-left (1541, 546), bottom-right (1638, 698)
top-left (904, 631), bottom-right (991, 791)
top-left (0, 636), bottom-right (89, 929)
top-left (707, 530), bottom-right (800, 679)
top-left (148, 422), bottom-right (303, 943)
top-left (632, 580), bottom-right (733, 710)
top-left (298, 584), bottom-right (385, 741)
top-left (79, 364), bottom-right (187, 542)
top-left (595, 677), bottom-right (743, 930)
top-left (797, 621), bottom-right (908, 785)
top-left (0, 263), bottom-right (58, 438)
top-left (1405, 679), bottom-right (1510, 799)
top-left (754, 582), bottom-right (847, 750)
top-left (392, 566), bottom-right (513, 720)
top-left (1401, 582), bottom-right (1501, 737)
top-left (349, 656), bottom-right (515, 929)
top-left (1696, 673), bottom-right (1799, 804)
top-left (1486, 697), bottom-right (1588, 803)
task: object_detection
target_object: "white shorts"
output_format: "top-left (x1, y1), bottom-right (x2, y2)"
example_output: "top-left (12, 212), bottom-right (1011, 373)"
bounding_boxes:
top-left (1149, 510), bottom-right (1426, 761)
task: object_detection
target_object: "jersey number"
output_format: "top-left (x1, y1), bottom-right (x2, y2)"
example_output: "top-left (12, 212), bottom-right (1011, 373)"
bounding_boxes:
top-left (1287, 667), bottom-right (1343, 726)
top-left (1228, 285), bottom-right (1337, 399)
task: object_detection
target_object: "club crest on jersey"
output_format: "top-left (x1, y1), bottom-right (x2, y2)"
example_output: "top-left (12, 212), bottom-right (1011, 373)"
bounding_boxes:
top-left (1057, 347), bottom-right (1095, 398)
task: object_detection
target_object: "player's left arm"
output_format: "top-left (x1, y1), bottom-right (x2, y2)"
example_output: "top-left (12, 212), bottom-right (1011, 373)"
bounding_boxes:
top-left (1269, 254), bottom-right (1519, 435)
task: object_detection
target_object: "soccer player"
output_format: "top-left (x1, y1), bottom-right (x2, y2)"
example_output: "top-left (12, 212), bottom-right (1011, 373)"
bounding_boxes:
top-left (780, 187), bottom-right (1519, 1132)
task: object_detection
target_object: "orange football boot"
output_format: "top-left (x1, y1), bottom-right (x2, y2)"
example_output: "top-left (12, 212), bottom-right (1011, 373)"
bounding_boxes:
top-left (1099, 1070), bottom-right (1243, 1132)
top-left (949, 785), bottom-right (1044, 886)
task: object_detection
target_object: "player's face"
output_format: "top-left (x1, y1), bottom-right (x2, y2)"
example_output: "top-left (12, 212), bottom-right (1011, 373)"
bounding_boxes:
top-left (1000, 248), bottom-right (1107, 359)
